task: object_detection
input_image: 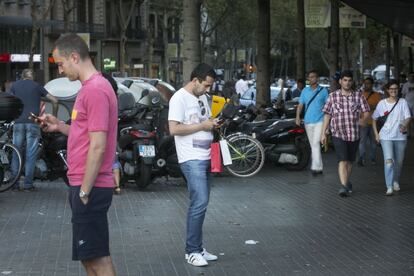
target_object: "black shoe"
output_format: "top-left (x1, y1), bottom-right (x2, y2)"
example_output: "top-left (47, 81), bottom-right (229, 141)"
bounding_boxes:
top-left (23, 186), bottom-right (37, 192)
top-left (346, 182), bottom-right (353, 194)
top-left (311, 170), bottom-right (323, 176)
top-left (357, 158), bottom-right (365, 167)
top-left (338, 186), bottom-right (348, 197)
top-left (11, 186), bottom-right (22, 191)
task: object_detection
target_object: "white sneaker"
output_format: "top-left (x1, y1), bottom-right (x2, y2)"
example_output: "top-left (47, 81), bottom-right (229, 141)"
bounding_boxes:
top-left (201, 248), bottom-right (218, 261)
top-left (393, 182), bottom-right (400, 191)
top-left (186, 253), bottom-right (208, 267)
top-left (386, 188), bottom-right (393, 196)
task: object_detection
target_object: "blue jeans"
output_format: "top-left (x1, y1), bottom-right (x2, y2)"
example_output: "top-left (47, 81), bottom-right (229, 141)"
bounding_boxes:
top-left (380, 140), bottom-right (407, 188)
top-left (12, 123), bottom-right (40, 188)
top-left (359, 125), bottom-right (377, 161)
top-left (179, 159), bottom-right (211, 254)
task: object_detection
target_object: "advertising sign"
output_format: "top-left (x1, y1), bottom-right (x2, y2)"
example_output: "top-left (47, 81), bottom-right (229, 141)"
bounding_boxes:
top-left (340, 4), bottom-right (366, 28)
top-left (305, 0), bottom-right (331, 28)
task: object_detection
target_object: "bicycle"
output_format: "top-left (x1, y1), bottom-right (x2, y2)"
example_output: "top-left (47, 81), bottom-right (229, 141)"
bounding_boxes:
top-left (0, 122), bottom-right (23, 192)
top-left (215, 100), bottom-right (265, 178)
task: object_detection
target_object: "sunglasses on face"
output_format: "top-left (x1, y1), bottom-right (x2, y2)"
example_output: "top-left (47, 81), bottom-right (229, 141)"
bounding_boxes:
top-left (198, 100), bottom-right (206, 116)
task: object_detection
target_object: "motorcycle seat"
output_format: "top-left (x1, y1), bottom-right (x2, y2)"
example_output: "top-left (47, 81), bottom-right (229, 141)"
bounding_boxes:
top-left (130, 124), bottom-right (152, 131)
top-left (243, 119), bottom-right (279, 132)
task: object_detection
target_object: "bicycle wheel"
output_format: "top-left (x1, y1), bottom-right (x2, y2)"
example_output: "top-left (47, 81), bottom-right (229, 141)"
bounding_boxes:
top-left (0, 143), bottom-right (22, 192)
top-left (225, 134), bottom-right (265, 177)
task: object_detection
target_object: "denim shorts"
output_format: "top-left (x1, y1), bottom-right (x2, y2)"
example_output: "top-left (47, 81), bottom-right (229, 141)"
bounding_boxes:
top-left (332, 136), bottom-right (359, 162)
top-left (69, 186), bottom-right (113, 261)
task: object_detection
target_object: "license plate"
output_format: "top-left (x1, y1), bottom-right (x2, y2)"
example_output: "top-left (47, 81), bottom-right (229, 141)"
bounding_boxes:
top-left (0, 149), bottom-right (8, 164)
top-left (138, 145), bottom-right (155, 157)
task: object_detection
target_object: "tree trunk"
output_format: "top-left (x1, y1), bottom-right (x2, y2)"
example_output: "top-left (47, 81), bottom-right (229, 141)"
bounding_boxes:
top-left (182, 0), bottom-right (202, 83)
top-left (296, 0), bottom-right (305, 80)
top-left (117, 0), bottom-right (138, 76)
top-left (343, 28), bottom-right (351, 69)
top-left (29, 24), bottom-right (39, 71)
top-left (256, 0), bottom-right (271, 108)
top-left (162, 9), bottom-right (169, 81)
top-left (120, 34), bottom-right (126, 76)
top-left (329, 0), bottom-right (339, 83)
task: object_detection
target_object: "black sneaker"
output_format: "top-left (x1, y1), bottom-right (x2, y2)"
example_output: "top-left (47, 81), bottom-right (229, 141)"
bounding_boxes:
top-left (357, 158), bottom-right (365, 167)
top-left (23, 187), bottom-right (37, 192)
top-left (311, 170), bottom-right (323, 176)
top-left (346, 182), bottom-right (353, 194)
top-left (338, 187), bottom-right (348, 197)
top-left (11, 186), bottom-right (22, 191)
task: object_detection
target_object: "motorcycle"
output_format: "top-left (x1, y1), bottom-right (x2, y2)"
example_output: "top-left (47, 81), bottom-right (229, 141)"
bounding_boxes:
top-left (34, 131), bottom-right (69, 185)
top-left (223, 103), bottom-right (311, 171)
top-left (117, 90), bottom-right (157, 189)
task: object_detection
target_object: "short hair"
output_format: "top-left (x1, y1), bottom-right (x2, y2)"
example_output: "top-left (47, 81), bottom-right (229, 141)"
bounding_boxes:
top-left (21, 69), bottom-right (34, 80)
top-left (307, 70), bottom-right (318, 77)
top-left (190, 63), bottom-right (216, 82)
top-left (340, 70), bottom-right (353, 80)
top-left (384, 79), bottom-right (399, 96)
top-left (54, 33), bottom-right (90, 60)
top-left (384, 79), bottom-right (399, 90)
top-left (297, 78), bottom-right (305, 84)
top-left (364, 76), bottom-right (374, 83)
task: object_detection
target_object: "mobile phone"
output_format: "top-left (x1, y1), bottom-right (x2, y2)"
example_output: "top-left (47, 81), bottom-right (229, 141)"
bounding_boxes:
top-left (29, 112), bottom-right (44, 125)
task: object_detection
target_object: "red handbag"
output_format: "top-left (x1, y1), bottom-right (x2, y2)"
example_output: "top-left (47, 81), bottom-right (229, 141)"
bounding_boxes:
top-left (210, 142), bottom-right (222, 173)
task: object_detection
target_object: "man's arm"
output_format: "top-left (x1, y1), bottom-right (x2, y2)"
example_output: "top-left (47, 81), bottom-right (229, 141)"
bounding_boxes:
top-left (320, 114), bottom-right (331, 144)
top-left (295, 103), bottom-right (304, 126)
top-left (80, 131), bottom-right (107, 204)
top-left (169, 119), bottom-right (216, 136)
top-left (45, 93), bottom-right (59, 116)
top-left (359, 112), bottom-right (370, 126)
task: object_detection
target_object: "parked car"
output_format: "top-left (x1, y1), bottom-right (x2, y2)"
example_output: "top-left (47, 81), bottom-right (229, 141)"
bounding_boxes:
top-left (239, 85), bottom-right (284, 106)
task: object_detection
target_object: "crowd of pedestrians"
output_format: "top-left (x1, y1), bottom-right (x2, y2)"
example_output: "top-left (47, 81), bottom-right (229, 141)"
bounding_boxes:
top-left (2, 31), bottom-right (412, 274)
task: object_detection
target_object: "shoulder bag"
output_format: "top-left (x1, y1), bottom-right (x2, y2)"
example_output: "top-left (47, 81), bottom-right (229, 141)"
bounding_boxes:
top-left (301, 87), bottom-right (323, 118)
top-left (376, 98), bottom-right (399, 131)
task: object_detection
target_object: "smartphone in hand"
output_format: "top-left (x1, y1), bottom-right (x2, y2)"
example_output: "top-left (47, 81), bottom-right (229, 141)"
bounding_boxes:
top-left (28, 112), bottom-right (46, 126)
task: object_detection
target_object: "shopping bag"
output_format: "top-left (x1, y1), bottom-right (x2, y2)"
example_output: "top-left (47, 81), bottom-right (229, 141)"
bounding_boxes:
top-left (210, 142), bottom-right (222, 172)
top-left (219, 139), bottom-right (232, 166)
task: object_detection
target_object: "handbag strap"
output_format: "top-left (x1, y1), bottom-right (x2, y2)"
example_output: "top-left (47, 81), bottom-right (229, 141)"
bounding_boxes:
top-left (382, 98), bottom-right (400, 123)
top-left (304, 87), bottom-right (322, 114)
top-left (387, 97), bottom-right (400, 115)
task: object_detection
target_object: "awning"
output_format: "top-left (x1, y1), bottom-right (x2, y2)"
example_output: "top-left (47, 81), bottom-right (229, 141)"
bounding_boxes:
top-left (341, 0), bottom-right (414, 38)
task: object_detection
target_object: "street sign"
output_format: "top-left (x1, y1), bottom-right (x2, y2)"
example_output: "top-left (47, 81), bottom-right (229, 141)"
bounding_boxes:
top-left (304, 0), bottom-right (331, 28)
top-left (340, 4), bottom-right (366, 28)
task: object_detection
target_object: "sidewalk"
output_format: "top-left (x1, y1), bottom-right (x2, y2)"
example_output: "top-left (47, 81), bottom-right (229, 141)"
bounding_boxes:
top-left (0, 142), bottom-right (413, 276)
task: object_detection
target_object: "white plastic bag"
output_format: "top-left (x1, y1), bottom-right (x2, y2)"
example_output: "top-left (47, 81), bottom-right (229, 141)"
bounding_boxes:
top-left (220, 139), bottom-right (232, 166)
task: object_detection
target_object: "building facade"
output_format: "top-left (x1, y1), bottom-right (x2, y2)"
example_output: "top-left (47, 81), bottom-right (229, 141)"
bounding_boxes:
top-left (0, 0), bottom-right (181, 85)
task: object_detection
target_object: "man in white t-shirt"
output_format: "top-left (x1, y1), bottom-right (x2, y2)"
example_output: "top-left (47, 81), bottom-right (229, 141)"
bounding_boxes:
top-left (235, 73), bottom-right (248, 96)
top-left (168, 63), bottom-right (219, 267)
top-left (401, 72), bottom-right (414, 135)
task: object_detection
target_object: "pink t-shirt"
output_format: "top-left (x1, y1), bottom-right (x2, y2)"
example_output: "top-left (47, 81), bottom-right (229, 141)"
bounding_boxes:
top-left (67, 73), bottom-right (118, 188)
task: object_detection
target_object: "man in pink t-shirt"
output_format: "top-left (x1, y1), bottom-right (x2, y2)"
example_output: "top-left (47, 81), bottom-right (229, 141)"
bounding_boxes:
top-left (39, 34), bottom-right (117, 276)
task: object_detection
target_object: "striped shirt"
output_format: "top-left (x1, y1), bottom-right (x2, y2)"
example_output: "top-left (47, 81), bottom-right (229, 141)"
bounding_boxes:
top-left (323, 89), bottom-right (370, 141)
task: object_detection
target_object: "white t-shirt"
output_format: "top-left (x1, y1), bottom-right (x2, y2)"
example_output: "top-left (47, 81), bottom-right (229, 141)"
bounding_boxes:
top-left (372, 98), bottom-right (411, 140)
top-left (168, 88), bottom-right (213, 163)
top-left (401, 81), bottom-right (414, 109)
top-left (235, 79), bottom-right (248, 95)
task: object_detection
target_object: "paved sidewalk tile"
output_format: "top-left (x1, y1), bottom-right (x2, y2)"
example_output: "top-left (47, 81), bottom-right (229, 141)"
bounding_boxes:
top-left (0, 143), bottom-right (414, 275)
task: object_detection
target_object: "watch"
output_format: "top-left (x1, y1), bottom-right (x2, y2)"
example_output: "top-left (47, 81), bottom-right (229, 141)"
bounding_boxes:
top-left (79, 189), bottom-right (88, 198)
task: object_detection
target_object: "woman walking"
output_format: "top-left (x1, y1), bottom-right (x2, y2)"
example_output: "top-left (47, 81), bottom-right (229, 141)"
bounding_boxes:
top-left (372, 80), bottom-right (411, 196)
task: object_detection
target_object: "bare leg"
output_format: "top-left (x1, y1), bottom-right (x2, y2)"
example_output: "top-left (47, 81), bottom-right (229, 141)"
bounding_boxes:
top-left (82, 256), bottom-right (116, 276)
top-left (338, 161), bottom-right (351, 186)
